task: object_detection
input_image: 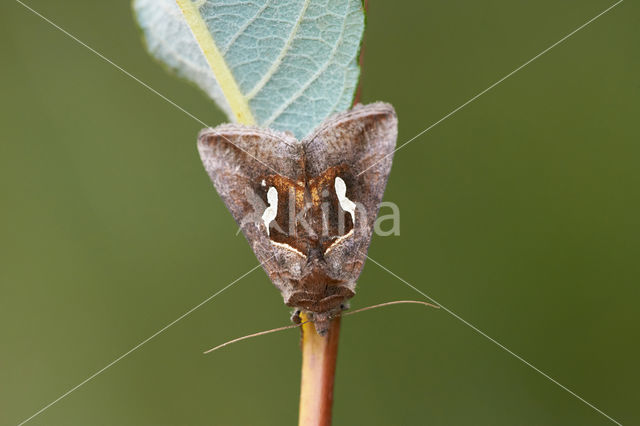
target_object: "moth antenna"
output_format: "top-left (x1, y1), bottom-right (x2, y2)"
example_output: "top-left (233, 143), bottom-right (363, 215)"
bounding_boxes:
top-left (204, 321), bottom-right (309, 354)
top-left (342, 300), bottom-right (439, 317)
top-left (205, 301), bottom-right (437, 354)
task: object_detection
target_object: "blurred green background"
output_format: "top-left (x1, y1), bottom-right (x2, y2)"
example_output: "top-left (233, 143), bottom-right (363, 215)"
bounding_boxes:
top-left (1, 1), bottom-right (638, 425)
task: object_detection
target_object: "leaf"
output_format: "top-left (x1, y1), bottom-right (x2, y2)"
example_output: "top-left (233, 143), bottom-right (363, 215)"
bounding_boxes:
top-left (133, 0), bottom-right (365, 139)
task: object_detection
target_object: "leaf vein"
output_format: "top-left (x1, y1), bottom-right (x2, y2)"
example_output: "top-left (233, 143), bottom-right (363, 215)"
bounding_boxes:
top-left (262, 7), bottom-right (352, 127)
top-left (245, 0), bottom-right (311, 100)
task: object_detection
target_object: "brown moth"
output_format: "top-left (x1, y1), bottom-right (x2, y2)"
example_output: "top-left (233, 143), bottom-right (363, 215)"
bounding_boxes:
top-left (197, 102), bottom-right (397, 334)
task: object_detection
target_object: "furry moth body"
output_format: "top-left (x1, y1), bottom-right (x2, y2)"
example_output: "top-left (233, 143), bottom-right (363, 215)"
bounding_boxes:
top-left (198, 103), bottom-right (398, 334)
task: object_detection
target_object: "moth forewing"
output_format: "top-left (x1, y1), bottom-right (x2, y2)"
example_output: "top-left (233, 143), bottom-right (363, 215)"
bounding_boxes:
top-left (303, 102), bottom-right (398, 277)
top-left (196, 125), bottom-right (307, 299)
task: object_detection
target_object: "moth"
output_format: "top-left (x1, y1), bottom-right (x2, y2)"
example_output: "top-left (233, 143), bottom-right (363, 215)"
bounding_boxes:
top-left (198, 102), bottom-right (398, 334)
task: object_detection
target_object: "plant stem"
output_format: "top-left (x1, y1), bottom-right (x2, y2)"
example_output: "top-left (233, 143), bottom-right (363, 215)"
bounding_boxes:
top-left (352, 0), bottom-right (368, 105)
top-left (298, 315), bottom-right (341, 426)
top-left (298, 3), bottom-right (368, 423)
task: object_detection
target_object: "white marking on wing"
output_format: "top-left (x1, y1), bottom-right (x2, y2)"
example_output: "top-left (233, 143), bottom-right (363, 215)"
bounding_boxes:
top-left (324, 228), bottom-right (354, 255)
top-left (335, 177), bottom-right (356, 225)
top-left (262, 186), bottom-right (278, 236)
top-left (270, 240), bottom-right (306, 258)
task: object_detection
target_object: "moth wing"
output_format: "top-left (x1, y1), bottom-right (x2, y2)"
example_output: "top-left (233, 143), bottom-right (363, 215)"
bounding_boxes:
top-left (303, 102), bottom-right (398, 283)
top-left (197, 125), bottom-right (305, 301)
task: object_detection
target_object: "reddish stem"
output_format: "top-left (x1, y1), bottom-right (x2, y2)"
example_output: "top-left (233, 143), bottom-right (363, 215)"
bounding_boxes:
top-left (352, 0), bottom-right (368, 105)
top-left (298, 316), bottom-right (342, 426)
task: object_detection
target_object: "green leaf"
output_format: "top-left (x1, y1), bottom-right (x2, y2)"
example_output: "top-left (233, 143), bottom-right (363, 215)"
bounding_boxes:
top-left (133, 0), bottom-right (365, 139)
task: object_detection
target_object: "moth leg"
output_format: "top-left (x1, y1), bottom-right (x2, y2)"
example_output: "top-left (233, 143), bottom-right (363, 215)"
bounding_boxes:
top-left (312, 312), bottom-right (331, 336)
top-left (290, 309), bottom-right (302, 324)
